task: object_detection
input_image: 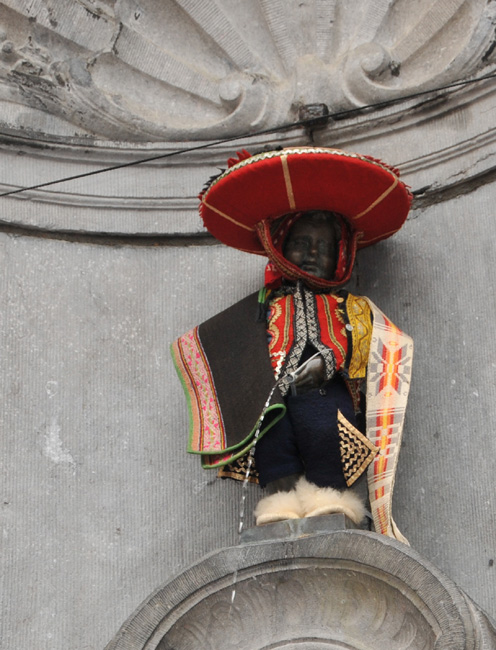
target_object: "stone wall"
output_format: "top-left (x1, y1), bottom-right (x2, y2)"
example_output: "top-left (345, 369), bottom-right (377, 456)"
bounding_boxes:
top-left (1, 185), bottom-right (495, 649)
top-left (1, 1), bottom-right (496, 648)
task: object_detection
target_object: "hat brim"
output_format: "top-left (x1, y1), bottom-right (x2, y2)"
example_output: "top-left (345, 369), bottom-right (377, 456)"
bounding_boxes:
top-left (200, 147), bottom-right (411, 254)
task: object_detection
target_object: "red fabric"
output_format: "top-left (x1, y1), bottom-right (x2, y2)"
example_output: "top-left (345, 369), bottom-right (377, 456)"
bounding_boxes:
top-left (314, 294), bottom-right (348, 366)
top-left (263, 212), bottom-right (301, 289)
top-left (267, 294), bottom-right (295, 368)
top-left (267, 293), bottom-right (348, 373)
top-left (264, 262), bottom-right (283, 289)
top-left (200, 148), bottom-right (412, 258)
top-left (257, 218), bottom-right (360, 291)
top-left (227, 149), bottom-right (252, 168)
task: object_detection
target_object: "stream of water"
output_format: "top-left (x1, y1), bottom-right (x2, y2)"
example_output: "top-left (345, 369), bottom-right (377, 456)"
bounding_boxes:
top-left (230, 353), bottom-right (287, 606)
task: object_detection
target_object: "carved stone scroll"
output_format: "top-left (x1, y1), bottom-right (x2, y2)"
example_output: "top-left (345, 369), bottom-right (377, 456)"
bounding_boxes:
top-left (0, 0), bottom-right (495, 141)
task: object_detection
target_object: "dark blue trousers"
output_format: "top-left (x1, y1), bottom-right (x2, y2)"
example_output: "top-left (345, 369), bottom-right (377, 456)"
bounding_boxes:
top-left (255, 375), bottom-right (358, 489)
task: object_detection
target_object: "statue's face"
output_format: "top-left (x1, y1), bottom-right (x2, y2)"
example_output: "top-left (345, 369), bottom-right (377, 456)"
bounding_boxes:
top-left (283, 214), bottom-right (338, 280)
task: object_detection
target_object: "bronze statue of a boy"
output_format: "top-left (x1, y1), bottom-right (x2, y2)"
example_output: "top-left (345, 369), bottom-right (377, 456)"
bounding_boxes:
top-left (172, 147), bottom-right (413, 542)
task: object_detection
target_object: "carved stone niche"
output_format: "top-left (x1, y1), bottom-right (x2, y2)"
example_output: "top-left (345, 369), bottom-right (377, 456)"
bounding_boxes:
top-left (1, 0), bottom-right (495, 141)
top-left (105, 525), bottom-right (496, 650)
top-left (1, 0), bottom-right (496, 237)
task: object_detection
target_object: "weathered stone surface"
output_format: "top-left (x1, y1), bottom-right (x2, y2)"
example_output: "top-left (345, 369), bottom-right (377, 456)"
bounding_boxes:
top-left (1, 0), bottom-right (494, 141)
top-left (105, 526), bottom-right (496, 650)
top-left (0, 3), bottom-right (496, 650)
top-left (240, 512), bottom-right (361, 544)
top-left (1, 1), bottom-right (496, 237)
top-left (1, 83), bottom-right (496, 235)
top-left (1, 186), bottom-right (496, 649)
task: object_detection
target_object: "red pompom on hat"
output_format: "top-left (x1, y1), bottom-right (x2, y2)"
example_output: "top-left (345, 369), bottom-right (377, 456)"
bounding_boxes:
top-left (199, 147), bottom-right (412, 288)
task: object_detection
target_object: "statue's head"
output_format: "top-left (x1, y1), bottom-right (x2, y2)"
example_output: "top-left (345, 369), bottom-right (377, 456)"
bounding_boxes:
top-left (283, 211), bottom-right (341, 281)
top-left (199, 147), bottom-right (412, 290)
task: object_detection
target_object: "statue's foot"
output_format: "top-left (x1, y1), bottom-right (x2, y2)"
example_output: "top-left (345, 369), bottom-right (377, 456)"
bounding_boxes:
top-left (295, 477), bottom-right (366, 525)
top-left (254, 490), bottom-right (304, 526)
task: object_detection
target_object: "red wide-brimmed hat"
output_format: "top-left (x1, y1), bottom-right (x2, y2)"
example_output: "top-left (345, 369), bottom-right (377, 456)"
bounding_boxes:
top-left (200, 147), bottom-right (412, 288)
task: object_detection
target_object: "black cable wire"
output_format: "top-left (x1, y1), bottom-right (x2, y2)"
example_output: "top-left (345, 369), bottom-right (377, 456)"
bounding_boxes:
top-left (1, 69), bottom-right (495, 199)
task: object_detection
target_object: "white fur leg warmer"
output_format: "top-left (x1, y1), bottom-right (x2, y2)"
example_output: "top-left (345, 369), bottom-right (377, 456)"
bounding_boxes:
top-left (254, 490), bottom-right (304, 526)
top-left (295, 476), bottom-right (366, 525)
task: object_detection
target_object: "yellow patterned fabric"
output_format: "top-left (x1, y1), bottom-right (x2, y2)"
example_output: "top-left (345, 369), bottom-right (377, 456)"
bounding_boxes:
top-left (345, 295), bottom-right (372, 379)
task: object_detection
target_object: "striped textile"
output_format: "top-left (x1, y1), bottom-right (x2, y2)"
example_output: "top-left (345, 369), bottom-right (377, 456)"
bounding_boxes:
top-left (365, 299), bottom-right (413, 544)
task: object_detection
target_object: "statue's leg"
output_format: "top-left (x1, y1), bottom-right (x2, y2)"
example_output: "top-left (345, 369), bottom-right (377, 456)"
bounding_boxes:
top-left (253, 414), bottom-right (305, 525)
top-left (254, 409), bottom-right (303, 488)
top-left (266, 473), bottom-right (302, 494)
top-left (287, 381), bottom-right (348, 490)
top-left (295, 477), bottom-right (366, 524)
top-left (285, 379), bottom-right (367, 525)
top-left (253, 489), bottom-right (304, 525)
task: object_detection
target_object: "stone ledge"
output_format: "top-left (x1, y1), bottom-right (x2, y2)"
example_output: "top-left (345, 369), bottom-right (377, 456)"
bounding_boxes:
top-left (105, 526), bottom-right (496, 650)
top-left (240, 513), bottom-right (361, 544)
